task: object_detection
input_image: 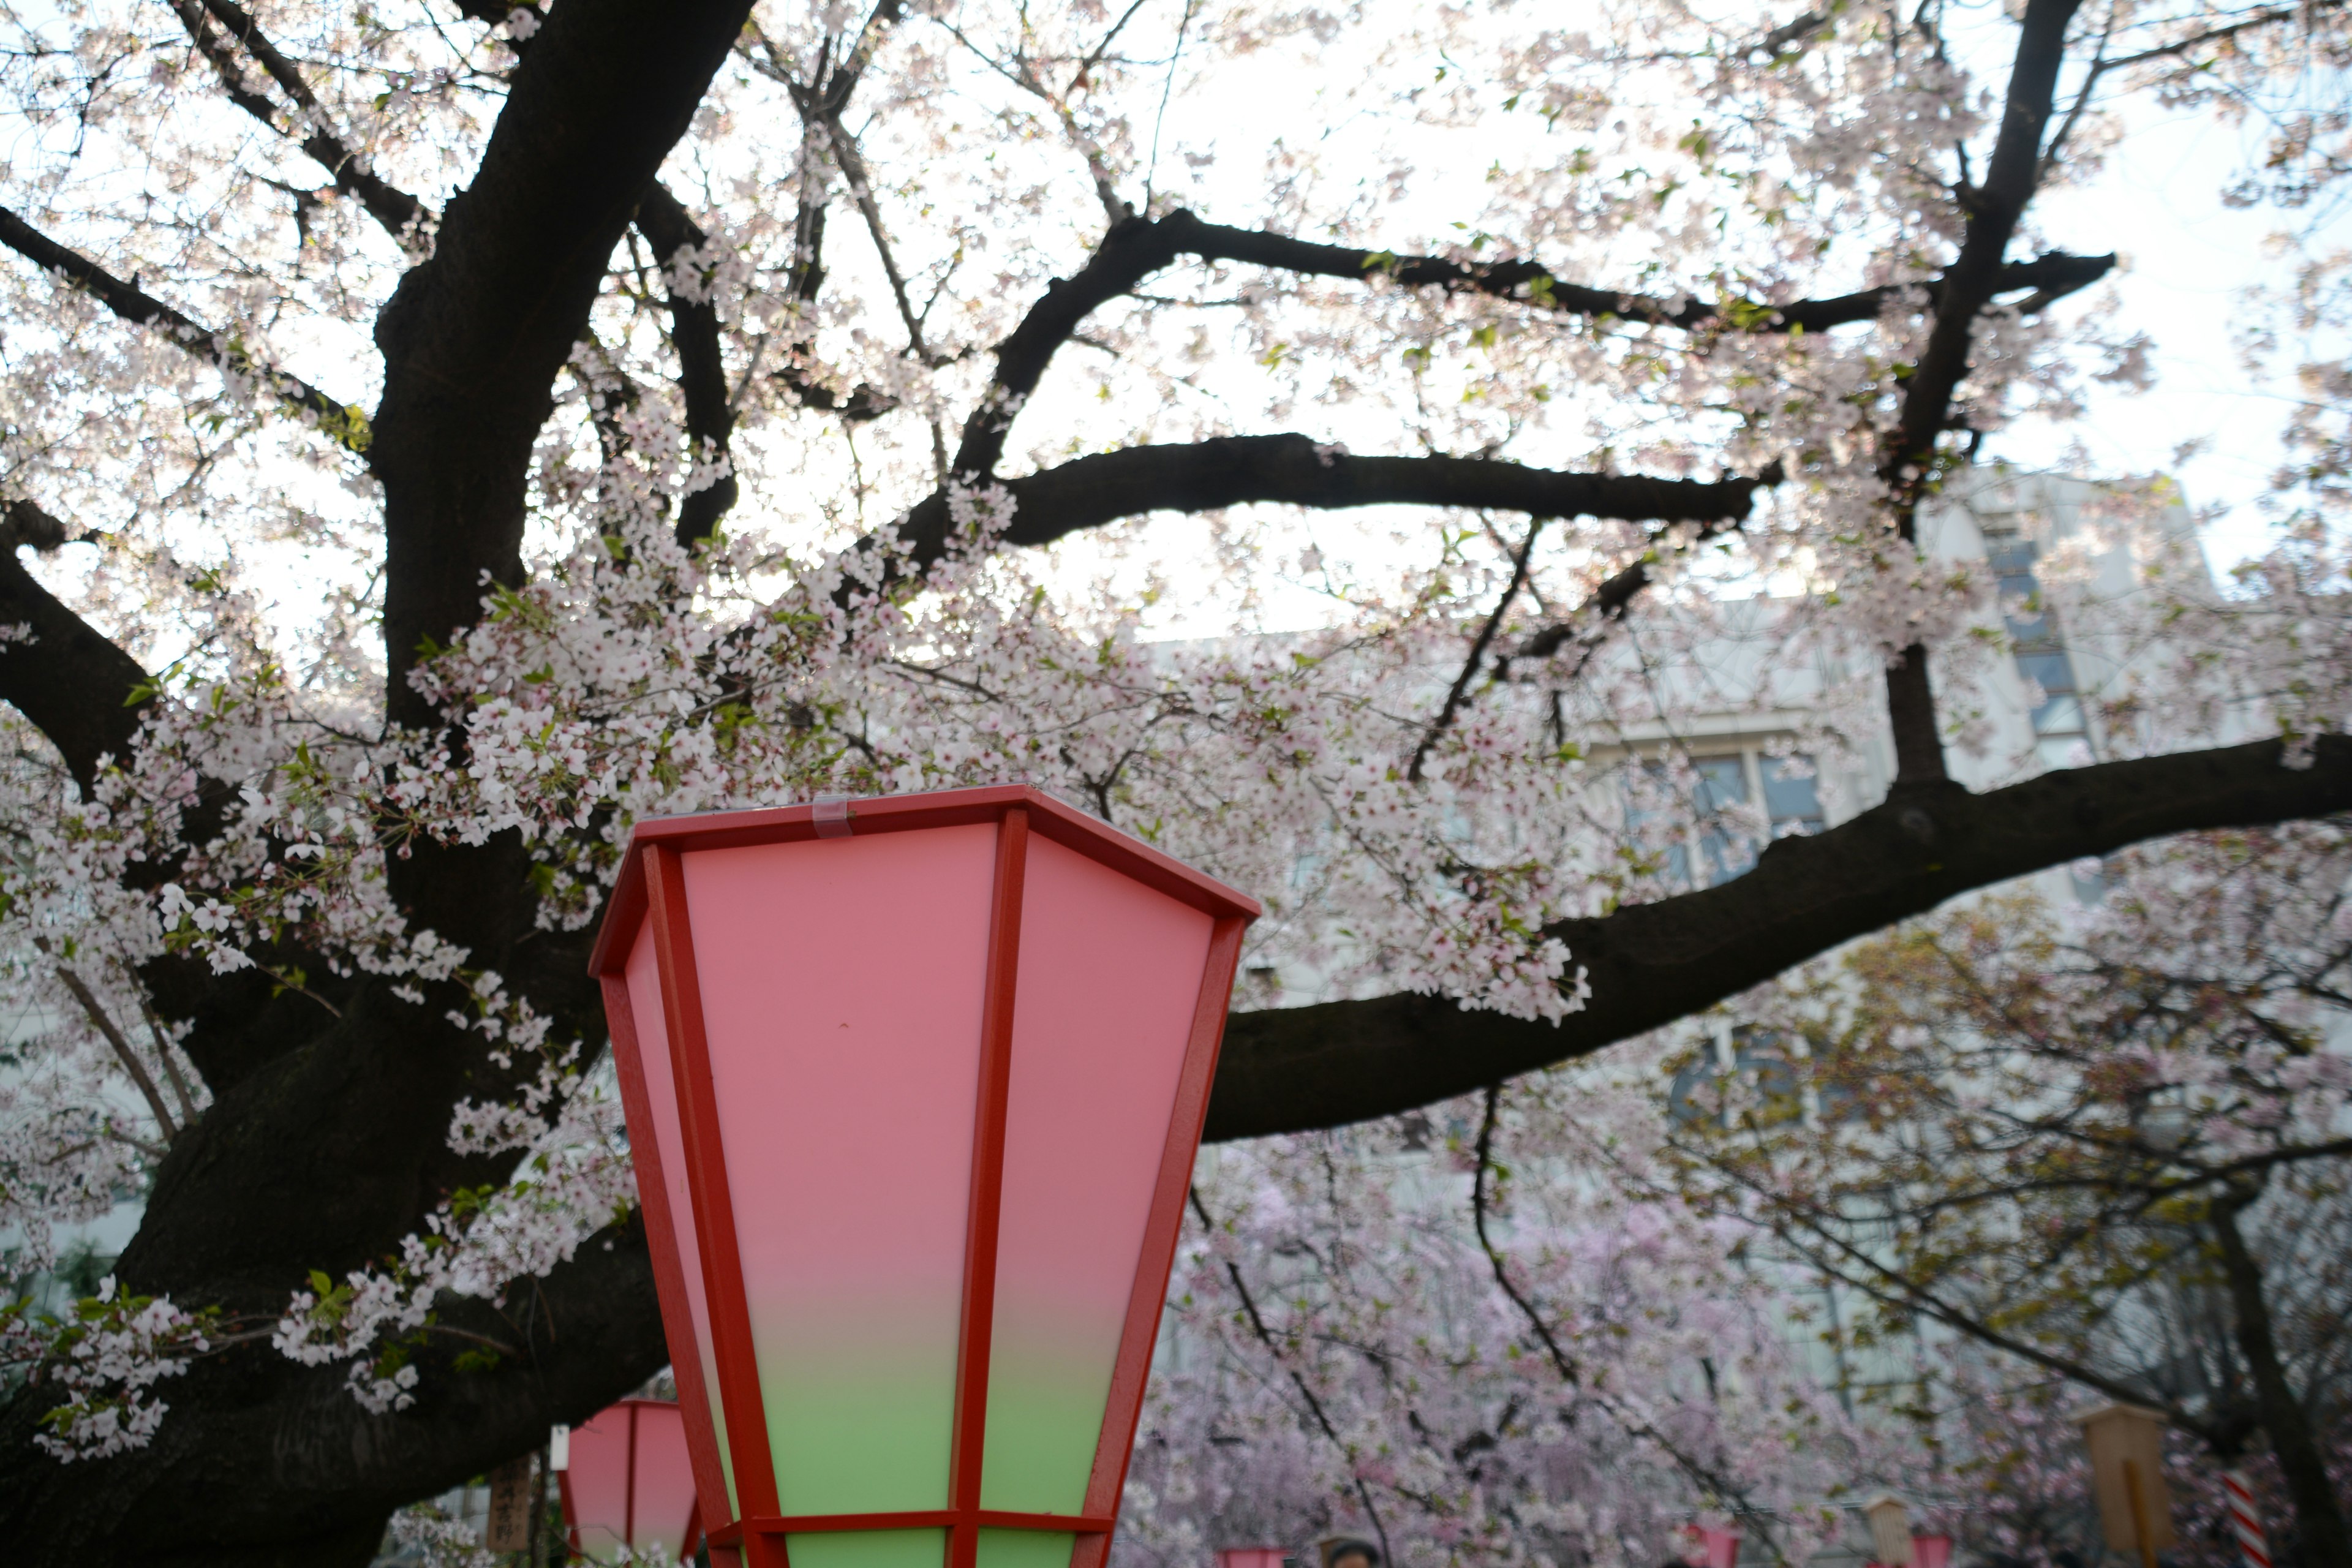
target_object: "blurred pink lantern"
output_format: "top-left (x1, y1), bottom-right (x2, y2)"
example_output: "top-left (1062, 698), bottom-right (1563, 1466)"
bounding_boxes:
top-left (559, 1398), bottom-right (701, 1565)
top-left (590, 788), bottom-right (1259, 1568)
top-left (1217, 1551), bottom-right (1289, 1568)
top-left (1913, 1536), bottom-right (1954, 1568)
top-left (1684, 1525), bottom-right (1741, 1568)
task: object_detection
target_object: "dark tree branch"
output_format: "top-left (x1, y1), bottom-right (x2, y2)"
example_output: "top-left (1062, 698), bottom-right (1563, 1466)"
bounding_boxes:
top-left (0, 529), bottom-right (153, 793)
top-left (2099, 0), bottom-right (2343, 73)
top-left (364, 0), bottom-right (754, 1030)
top-left (2211, 1189), bottom-right (2352, 1568)
top-left (826, 112), bottom-right (936, 361)
top-left (1409, 518), bottom-right (1544, 783)
top-left (2, 496), bottom-right (77, 552)
top-left (881, 434), bottom-right (1775, 582)
top-left (1499, 499), bottom-right (1765, 684)
top-left (1202, 735), bottom-right (2352, 1139)
top-left (1885, 647), bottom-right (1947, 786)
top-left (633, 181), bottom-right (740, 548)
top-left (1182, 221), bottom-right (2111, 336)
top-left (1186, 1187), bottom-right (1393, 1564)
top-left (0, 205), bottom-right (368, 448)
top-left (0, 502), bottom-right (320, 1100)
top-left (0, 1210), bottom-right (668, 1567)
top-left (1871, 0), bottom-right (2090, 789)
top-left (172, 0), bottom-right (427, 239)
top-left (949, 208), bottom-right (2113, 481)
top-left (370, 0), bottom-right (755, 739)
top-left (1884, 0), bottom-right (2087, 499)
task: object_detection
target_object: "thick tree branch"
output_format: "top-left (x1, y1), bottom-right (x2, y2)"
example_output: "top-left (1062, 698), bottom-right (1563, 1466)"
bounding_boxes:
top-left (172, 0), bottom-right (426, 240)
top-left (0, 532), bottom-right (153, 793)
top-left (370, 0), bottom-right (755, 968)
top-left (881, 434), bottom-right (1774, 581)
top-left (1202, 735), bottom-right (2352, 1139)
top-left (372, 0), bottom-right (758, 736)
top-left (0, 205), bottom-right (368, 448)
top-left (0, 1211), bottom-right (668, 1566)
top-left (2, 496), bottom-right (76, 552)
top-left (633, 181), bottom-right (741, 548)
top-left (1871, 0), bottom-right (2088, 786)
top-left (950, 208), bottom-right (2113, 481)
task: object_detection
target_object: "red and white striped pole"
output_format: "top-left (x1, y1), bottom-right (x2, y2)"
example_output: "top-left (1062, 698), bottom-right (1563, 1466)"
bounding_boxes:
top-left (2223, 1468), bottom-right (2272, 1568)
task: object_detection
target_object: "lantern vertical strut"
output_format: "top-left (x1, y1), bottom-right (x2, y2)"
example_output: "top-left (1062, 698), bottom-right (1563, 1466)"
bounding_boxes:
top-left (646, 844), bottom-right (786, 1526)
top-left (2125, 1461), bottom-right (2158, 1568)
top-left (625, 1401), bottom-right (641, 1547)
top-left (948, 809), bottom-right (1032, 1568)
top-left (1069, 911), bottom-right (1250, 1568)
top-left (599, 974), bottom-right (735, 1525)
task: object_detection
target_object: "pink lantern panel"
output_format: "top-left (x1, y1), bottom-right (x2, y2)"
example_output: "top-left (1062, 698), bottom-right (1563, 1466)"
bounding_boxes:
top-left (1218, 1551), bottom-right (1290, 1568)
top-left (589, 786), bottom-right (1260, 1568)
top-left (561, 1398), bottom-right (701, 1566)
top-left (1684, 1526), bottom-right (1741, 1568)
top-left (1912, 1536), bottom-right (1954, 1568)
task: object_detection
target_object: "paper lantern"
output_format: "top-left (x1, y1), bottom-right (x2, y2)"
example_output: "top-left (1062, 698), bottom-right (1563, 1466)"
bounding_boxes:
top-left (590, 787), bottom-right (1259, 1568)
top-left (1913, 1534), bottom-right (1953, 1568)
top-left (559, 1398), bottom-right (701, 1565)
top-left (1683, 1525), bottom-right (1741, 1568)
top-left (1218, 1550), bottom-right (1289, 1568)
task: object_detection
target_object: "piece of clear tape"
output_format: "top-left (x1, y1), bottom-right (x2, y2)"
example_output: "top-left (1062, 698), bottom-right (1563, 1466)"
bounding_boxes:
top-left (812, 794), bottom-right (854, 839)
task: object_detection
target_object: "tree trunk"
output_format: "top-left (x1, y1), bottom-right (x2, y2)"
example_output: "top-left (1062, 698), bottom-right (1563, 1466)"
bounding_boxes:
top-left (2212, 1194), bottom-right (2352, 1568)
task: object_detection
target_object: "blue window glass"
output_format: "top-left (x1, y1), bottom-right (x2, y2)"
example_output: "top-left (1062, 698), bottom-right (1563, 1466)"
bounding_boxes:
top-left (2014, 650), bottom-right (2077, 696)
top-left (1761, 755), bottom-right (1825, 834)
top-left (1692, 756), bottom-right (1754, 884)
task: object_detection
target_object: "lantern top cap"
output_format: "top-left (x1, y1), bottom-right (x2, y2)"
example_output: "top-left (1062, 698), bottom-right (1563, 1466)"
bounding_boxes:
top-left (1861, 1494), bottom-right (1909, 1514)
top-left (2070, 1401), bottom-right (2168, 1428)
top-left (588, 784), bottom-right (1261, 976)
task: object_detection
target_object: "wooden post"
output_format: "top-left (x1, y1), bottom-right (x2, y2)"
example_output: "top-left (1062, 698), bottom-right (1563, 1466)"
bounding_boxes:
top-left (2076, 1403), bottom-right (2174, 1567)
top-left (530, 1438), bottom-right (551, 1568)
top-left (2124, 1459), bottom-right (2158, 1568)
top-left (486, 1454), bottom-right (534, 1553)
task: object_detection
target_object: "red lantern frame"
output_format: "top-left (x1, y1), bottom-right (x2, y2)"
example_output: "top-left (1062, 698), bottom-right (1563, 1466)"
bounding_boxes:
top-left (588, 786), bottom-right (1259, 1568)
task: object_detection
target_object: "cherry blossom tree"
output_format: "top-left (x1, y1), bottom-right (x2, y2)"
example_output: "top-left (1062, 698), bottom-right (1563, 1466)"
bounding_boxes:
top-left (0, 0), bottom-right (2348, 1561)
top-left (1662, 827), bottom-right (2352, 1568)
top-left (1114, 1056), bottom-right (1914, 1568)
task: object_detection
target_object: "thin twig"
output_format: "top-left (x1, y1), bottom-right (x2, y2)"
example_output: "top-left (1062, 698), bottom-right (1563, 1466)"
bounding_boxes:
top-left (1188, 1187), bottom-right (1393, 1564)
top-left (46, 951), bottom-right (178, 1141)
top-left (131, 979), bottom-right (203, 1127)
top-left (1409, 518), bottom-right (1544, 783)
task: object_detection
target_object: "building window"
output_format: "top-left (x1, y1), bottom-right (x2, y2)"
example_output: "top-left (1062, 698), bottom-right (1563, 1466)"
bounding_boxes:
top-left (1986, 530), bottom-right (2094, 770)
top-left (1692, 756), bottom-right (1754, 884)
top-left (1630, 747), bottom-right (1825, 890)
top-left (1760, 755), bottom-right (1825, 837)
